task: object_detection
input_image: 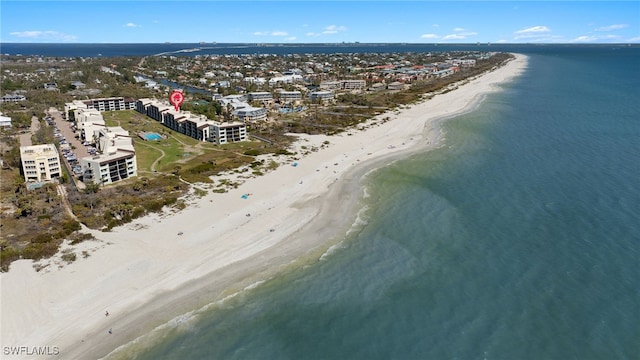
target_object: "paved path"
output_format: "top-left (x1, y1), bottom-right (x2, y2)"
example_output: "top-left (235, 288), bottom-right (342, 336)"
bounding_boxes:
top-left (56, 184), bottom-right (78, 220)
top-left (18, 116), bottom-right (39, 147)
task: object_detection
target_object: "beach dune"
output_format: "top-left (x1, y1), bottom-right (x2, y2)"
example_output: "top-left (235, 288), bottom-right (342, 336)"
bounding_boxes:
top-left (0, 54), bottom-right (527, 359)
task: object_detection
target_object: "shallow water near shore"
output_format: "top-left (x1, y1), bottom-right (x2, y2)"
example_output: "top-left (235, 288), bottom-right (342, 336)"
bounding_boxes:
top-left (127, 48), bottom-right (640, 359)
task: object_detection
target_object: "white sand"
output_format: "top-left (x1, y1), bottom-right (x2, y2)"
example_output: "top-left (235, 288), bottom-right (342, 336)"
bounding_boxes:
top-left (0, 54), bottom-right (527, 359)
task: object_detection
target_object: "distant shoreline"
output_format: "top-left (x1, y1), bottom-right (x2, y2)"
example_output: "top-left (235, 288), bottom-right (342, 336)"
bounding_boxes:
top-left (2, 42), bottom-right (630, 58)
top-left (0, 54), bottom-right (528, 360)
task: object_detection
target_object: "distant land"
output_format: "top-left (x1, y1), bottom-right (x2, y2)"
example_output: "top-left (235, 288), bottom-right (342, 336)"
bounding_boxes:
top-left (1, 42), bottom-right (637, 58)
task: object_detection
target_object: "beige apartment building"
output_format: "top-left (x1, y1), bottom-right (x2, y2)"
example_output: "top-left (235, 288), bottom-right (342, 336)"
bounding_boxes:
top-left (20, 144), bottom-right (61, 186)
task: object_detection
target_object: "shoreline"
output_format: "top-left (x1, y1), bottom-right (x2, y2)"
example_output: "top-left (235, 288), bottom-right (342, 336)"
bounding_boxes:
top-left (0, 54), bottom-right (528, 359)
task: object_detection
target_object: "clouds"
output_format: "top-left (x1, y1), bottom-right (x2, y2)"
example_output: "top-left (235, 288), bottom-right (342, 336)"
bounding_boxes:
top-left (9, 30), bottom-right (77, 42)
top-left (251, 30), bottom-right (296, 41)
top-left (323, 25), bottom-right (347, 34)
top-left (250, 24), bottom-right (346, 40)
top-left (512, 25), bottom-right (560, 42)
top-left (572, 23), bottom-right (630, 43)
top-left (420, 27), bottom-right (478, 42)
top-left (513, 25), bottom-right (552, 40)
top-left (572, 34), bottom-right (620, 43)
top-left (511, 23), bottom-right (633, 43)
top-left (306, 25), bottom-right (348, 37)
top-left (514, 26), bottom-right (551, 35)
top-left (253, 31), bottom-right (289, 37)
top-left (595, 24), bottom-right (628, 32)
top-left (123, 22), bottom-right (141, 28)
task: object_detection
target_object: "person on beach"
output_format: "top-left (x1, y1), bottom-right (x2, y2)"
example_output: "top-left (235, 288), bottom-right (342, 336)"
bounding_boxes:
top-left (108, 328), bottom-right (112, 334)
top-left (105, 311), bottom-right (109, 317)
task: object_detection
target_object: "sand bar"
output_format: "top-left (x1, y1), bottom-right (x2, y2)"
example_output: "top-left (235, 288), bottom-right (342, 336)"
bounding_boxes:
top-left (0, 54), bottom-right (527, 359)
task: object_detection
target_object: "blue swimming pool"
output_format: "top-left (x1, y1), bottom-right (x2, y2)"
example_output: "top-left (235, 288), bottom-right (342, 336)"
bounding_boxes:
top-left (142, 133), bottom-right (162, 141)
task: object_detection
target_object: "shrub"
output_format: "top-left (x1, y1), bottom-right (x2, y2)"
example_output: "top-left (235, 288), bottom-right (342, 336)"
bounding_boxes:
top-left (69, 232), bottom-right (95, 245)
top-left (33, 233), bottom-right (54, 244)
top-left (0, 246), bottom-right (21, 272)
top-left (61, 251), bottom-right (76, 263)
top-left (62, 218), bottom-right (81, 234)
top-left (21, 242), bottom-right (59, 261)
top-left (243, 149), bottom-right (261, 156)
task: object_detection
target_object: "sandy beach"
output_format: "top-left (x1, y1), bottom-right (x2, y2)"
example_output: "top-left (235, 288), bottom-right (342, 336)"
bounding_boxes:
top-left (1, 53), bottom-right (527, 359)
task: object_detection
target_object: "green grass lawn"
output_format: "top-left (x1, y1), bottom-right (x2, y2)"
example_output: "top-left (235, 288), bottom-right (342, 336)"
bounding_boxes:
top-left (103, 110), bottom-right (289, 181)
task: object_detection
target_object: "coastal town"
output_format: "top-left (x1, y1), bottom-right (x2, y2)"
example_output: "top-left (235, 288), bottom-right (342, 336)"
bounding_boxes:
top-left (0, 45), bottom-right (527, 359)
top-left (0, 49), bottom-right (512, 271)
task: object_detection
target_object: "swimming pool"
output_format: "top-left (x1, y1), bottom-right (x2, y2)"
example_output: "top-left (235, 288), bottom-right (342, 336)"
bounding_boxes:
top-left (141, 132), bottom-right (162, 141)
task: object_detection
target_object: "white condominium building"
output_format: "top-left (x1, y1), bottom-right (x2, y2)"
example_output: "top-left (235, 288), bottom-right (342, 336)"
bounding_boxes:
top-left (81, 126), bottom-right (137, 185)
top-left (211, 122), bottom-right (248, 144)
top-left (268, 74), bottom-right (303, 86)
top-left (0, 113), bottom-right (12, 128)
top-left (81, 150), bottom-right (137, 186)
top-left (64, 97), bottom-right (136, 117)
top-left (278, 91), bottom-right (303, 103)
top-left (232, 105), bottom-right (268, 123)
top-left (96, 126), bottom-right (134, 153)
top-left (308, 90), bottom-right (335, 102)
top-left (320, 80), bottom-right (366, 90)
top-left (319, 81), bottom-right (342, 91)
top-left (75, 108), bottom-right (105, 141)
top-left (20, 144), bottom-right (61, 184)
top-left (342, 79), bottom-right (366, 90)
top-left (136, 98), bottom-right (248, 144)
top-left (247, 92), bottom-right (274, 102)
top-left (84, 97), bottom-right (137, 112)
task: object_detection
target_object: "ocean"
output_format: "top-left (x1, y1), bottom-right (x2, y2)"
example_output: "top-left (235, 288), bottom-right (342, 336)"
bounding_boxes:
top-left (9, 43), bottom-right (638, 358)
top-left (93, 46), bottom-right (638, 359)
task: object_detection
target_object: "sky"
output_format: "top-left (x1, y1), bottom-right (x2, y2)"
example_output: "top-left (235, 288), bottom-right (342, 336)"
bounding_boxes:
top-left (1, 1), bottom-right (639, 44)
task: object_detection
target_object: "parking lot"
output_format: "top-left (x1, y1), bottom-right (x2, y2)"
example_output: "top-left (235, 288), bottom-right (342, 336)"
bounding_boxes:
top-left (47, 108), bottom-right (94, 184)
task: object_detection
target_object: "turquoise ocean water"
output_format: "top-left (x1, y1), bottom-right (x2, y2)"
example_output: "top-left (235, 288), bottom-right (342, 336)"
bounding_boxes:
top-left (127, 47), bottom-right (639, 359)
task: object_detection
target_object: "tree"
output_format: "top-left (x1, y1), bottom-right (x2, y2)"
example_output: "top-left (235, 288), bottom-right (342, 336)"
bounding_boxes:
top-left (84, 182), bottom-right (101, 211)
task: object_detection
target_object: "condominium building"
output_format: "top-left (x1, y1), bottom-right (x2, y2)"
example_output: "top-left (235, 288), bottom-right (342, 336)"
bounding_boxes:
top-left (244, 77), bottom-right (267, 86)
top-left (319, 81), bottom-right (342, 91)
top-left (232, 105), bottom-right (268, 123)
top-left (387, 81), bottom-right (406, 91)
top-left (84, 97), bottom-right (137, 112)
top-left (211, 122), bottom-right (248, 144)
top-left (278, 91), bottom-right (303, 103)
top-left (64, 100), bottom-right (89, 119)
top-left (136, 98), bottom-right (248, 144)
top-left (81, 150), bottom-right (137, 186)
top-left (75, 108), bottom-right (105, 140)
top-left (0, 94), bottom-right (26, 103)
top-left (163, 110), bottom-right (213, 142)
top-left (137, 99), bottom-right (172, 123)
top-left (96, 126), bottom-right (133, 153)
top-left (20, 144), bottom-right (61, 185)
top-left (81, 127), bottom-right (137, 185)
top-left (268, 74), bottom-right (303, 86)
top-left (0, 113), bottom-right (12, 128)
top-left (342, 79), bottom-right (367, 90)
top-left (320, 80), bottom-right (366, 91)
top-left (217, 94), bottom-right (247, 106)
top-left (308, 90), bottom-right (335, 102)
top-left (65, 97), bottom-right (137, 122)
top-left (247, 92), bottom-right (273, 102)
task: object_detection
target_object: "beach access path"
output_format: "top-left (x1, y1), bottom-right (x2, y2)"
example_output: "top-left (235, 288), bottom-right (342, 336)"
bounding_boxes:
top-left (0, 54), bottom-right (528, 360)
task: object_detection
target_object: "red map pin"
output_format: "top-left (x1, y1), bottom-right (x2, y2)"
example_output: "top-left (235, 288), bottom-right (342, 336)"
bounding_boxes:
top-left (169, 90), bottom-right (185, 111)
